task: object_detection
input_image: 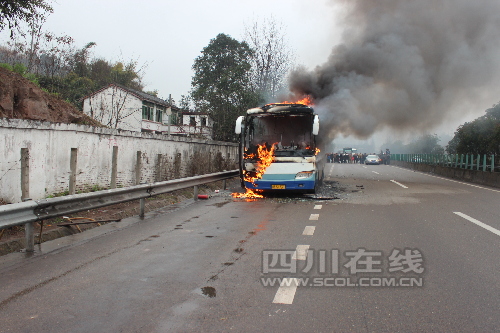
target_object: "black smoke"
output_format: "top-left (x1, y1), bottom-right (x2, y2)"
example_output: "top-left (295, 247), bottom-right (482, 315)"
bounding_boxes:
top-left (288, 0), bottom-right (500, 140)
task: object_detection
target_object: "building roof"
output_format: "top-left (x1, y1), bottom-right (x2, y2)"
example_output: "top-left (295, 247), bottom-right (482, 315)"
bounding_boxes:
top-left (180, 111), bottom-right (210, 116)
top-left (83, 83), bottom-right (180, 110)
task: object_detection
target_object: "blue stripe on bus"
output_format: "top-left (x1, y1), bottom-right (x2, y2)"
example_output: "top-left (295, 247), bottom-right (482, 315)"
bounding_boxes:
top-left (245, 179), bottom-right (315, 190)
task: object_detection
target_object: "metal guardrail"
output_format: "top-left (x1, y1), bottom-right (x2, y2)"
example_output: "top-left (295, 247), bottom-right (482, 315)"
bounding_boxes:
top-left (0, 170), bottom-right (239, 230)
top-left (391, 154), bottom-right (498, 172)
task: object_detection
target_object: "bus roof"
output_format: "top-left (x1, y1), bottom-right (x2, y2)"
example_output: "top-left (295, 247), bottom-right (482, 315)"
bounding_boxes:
top-left (246, 103), bottom-right (314, 115)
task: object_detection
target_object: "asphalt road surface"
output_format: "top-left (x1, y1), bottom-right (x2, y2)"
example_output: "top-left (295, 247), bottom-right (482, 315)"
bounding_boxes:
top-left (0, 163), bottom-right (499, 332)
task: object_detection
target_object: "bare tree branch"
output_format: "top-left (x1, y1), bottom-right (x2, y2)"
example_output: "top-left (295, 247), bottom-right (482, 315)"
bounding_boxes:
top-left (244, 17), bottom-right (295, 100)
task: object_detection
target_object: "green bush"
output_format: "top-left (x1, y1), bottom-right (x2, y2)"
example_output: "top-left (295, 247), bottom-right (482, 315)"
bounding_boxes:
top-left (12, 63), bottom-right (27, 76)
top-left (0, 63), bottom-right (13, 71)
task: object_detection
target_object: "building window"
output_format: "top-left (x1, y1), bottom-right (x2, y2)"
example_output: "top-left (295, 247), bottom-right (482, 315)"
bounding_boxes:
top-left (201, 117), bottom-right (207, 126)
top-left (170, 112), bottom-right (177, 125)
top-left (156, 106), bottom-right (164, 123)
top-left (190, 116), bottom-right (196, 126)
top-left (142, 102), bottom-right (154, 120)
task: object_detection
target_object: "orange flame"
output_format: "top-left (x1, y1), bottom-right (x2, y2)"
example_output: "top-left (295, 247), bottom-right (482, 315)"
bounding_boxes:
top-left (232, 188), bottom-right (264, 199)
top-left (273, 95), bottom-right (314, 106)
top-left (232, 143), bottom-right (277, 198)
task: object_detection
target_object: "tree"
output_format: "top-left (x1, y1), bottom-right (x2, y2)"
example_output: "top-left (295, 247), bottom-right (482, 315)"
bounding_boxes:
top-left (0, 0), bottom-right (52, 36)
top-left (384, 134), bottom-right (444, 154)
top-left (111, 61), bottom-right (144, 90)
top-left (0, 18), bottom-right (148, 112)
top-left (244, 17), bottom-right (294, 101)
top-left (446, 103), bottom-right (500, 155)
top-left (6, 13), bottom-right (75, 77)
top-left (71, 42), bottom-right (96, 78)
top-left (408, 134), bottom-right (444, 154)
top-left (191, 33), bottom-right (260, 141)
top-left (179, 94), bottom-right (193, 111)
top-left (380, 139), bottom-right (407, 154)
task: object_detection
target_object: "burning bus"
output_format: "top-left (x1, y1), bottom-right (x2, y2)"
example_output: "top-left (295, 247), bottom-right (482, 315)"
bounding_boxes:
top-left (234, 100), bottom-right (323, 197)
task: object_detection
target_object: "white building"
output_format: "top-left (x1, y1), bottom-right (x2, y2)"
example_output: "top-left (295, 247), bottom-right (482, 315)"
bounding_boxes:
top-left (82, 84), bottom-right (213, 139)
top-left (82, 84), bottom-right (180, 134)
top-left (169, 111), bottom-right (213, 139)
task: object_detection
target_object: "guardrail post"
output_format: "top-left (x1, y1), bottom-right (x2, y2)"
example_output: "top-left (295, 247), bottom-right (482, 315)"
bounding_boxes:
top-left (223, 179), bottom-right (227, 190)
top-left (194, 185), bottom-right (199, 201)
top-left (69, 148), bottom-right (78, 195)
top-left (455, 154), bottom-right (458, 168)
top-left (139, 198), bottom-right (145, 218)
top-left (23, 198), bottom-right (34, 252)
top-left (138, 181), bottom-right (147, 218)
top-left (110, 146), bottom-right (118, 189)
top-left (483, 155), bottom-right (487, 172)
top-left (492, 155), bottom-right (495, 172)
top-left (25, 220), bottom-right (34, 253)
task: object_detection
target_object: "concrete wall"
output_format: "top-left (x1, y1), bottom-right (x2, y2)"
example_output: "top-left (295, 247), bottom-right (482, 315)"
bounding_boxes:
top-left (0, 118), bottom-right (238, 203)
top-left (392, 160), bottom-right (500, 188)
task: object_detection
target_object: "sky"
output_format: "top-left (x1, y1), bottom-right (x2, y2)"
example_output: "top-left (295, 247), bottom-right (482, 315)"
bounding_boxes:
top-left (41, 0), bottom-right (342, 103)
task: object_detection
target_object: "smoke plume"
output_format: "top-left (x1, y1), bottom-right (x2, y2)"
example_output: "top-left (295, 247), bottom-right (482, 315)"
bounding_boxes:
top-left (288, 0), bottom-right (500, 140)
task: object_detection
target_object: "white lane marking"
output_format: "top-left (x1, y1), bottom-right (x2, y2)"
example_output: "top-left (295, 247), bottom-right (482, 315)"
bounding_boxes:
top-left (292, 245), bottom-right (310, 260)
top-left (390, 166), bottom-right (500, 193)
top-left (390, 180), bottom-right (408, 188)
top-left (363, 166), bottom-right (367, 169)
top-left (303, 226), bottom-right (315, 236)
top-left (273, 278), bottom-right (299, 304)
top-left (453, 212), bottom-right (500, 237)
top-left (314, 205), bottom-right (322, 210)
top-left (309, 214), bottom-right (319, 220)
top-left (372, 171), bottom-right (380, 175)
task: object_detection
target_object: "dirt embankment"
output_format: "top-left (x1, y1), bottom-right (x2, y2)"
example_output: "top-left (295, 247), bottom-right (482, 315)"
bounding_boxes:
top-left (0, 67), bottom-right (101, 126)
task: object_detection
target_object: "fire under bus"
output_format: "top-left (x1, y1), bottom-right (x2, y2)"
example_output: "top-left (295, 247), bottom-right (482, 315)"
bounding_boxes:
top-left (235, 103), bottom-right (323, 195)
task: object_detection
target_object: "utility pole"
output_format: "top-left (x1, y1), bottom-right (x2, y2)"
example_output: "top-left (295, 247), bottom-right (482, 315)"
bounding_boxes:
top-left (167, 94), bottom-right (172, 138)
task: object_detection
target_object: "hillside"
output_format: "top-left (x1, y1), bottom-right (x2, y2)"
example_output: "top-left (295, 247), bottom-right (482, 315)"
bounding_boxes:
top-left (0, 67), bottom-right (102, 126)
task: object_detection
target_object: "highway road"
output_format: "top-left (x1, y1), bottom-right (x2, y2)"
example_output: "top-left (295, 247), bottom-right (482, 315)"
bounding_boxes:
top-left (0, 163), bottom-right (499, 332)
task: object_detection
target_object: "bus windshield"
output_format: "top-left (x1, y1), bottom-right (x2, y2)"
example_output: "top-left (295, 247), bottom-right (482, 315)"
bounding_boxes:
top-left (245, 113), bottom-right (315, 157)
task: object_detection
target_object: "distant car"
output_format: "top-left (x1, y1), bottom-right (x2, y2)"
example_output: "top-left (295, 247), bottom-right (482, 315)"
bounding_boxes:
top-left (365, 154), bottom-right (381, 165)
